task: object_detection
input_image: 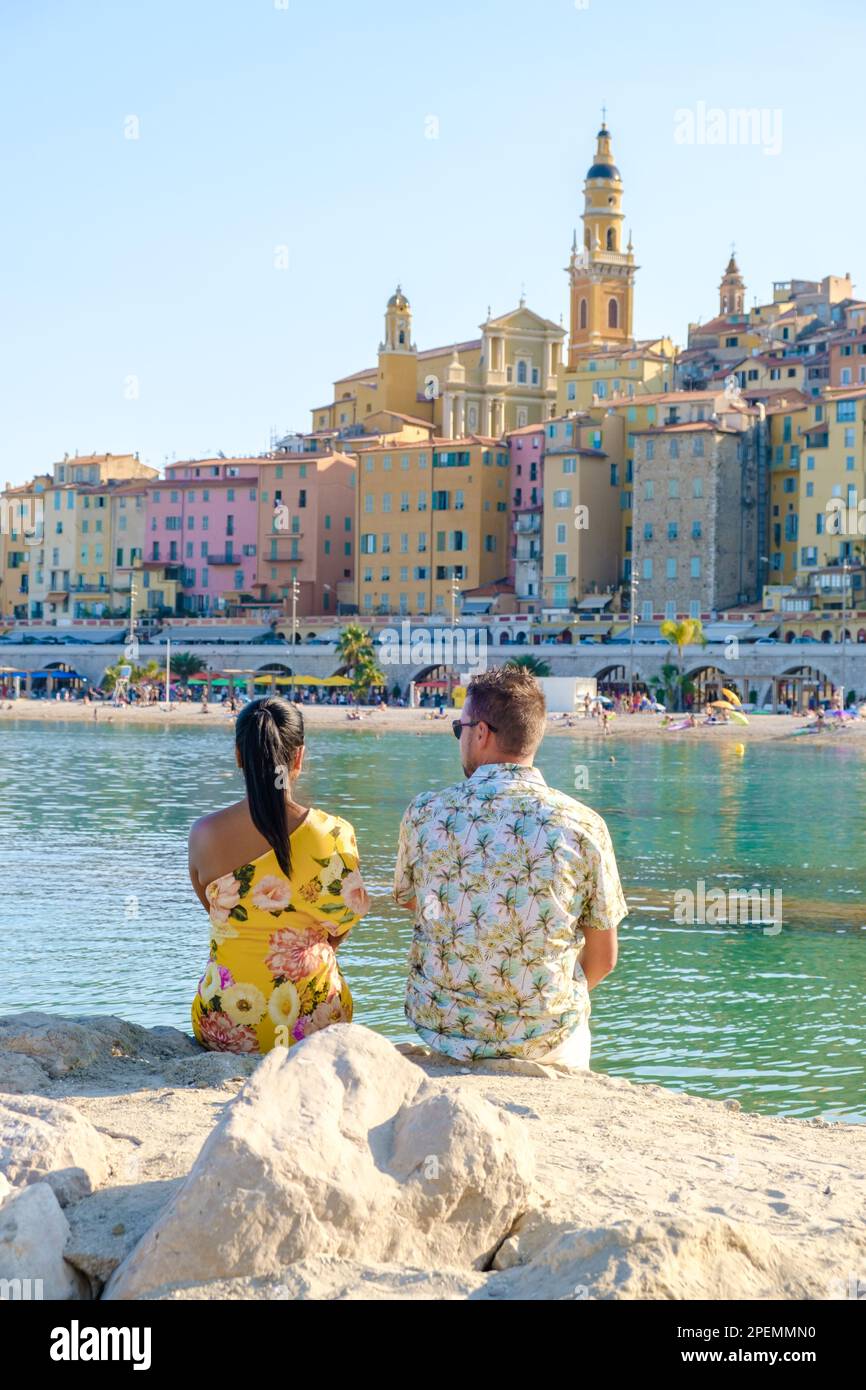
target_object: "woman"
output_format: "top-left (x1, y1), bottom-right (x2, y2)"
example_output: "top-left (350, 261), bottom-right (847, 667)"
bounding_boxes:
top-left (188, 696), bottom-right (370, 1054)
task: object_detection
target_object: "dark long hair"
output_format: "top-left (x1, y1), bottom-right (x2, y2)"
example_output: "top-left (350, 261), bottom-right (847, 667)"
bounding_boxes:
top-left (235, 696), bottom-right (305, 878)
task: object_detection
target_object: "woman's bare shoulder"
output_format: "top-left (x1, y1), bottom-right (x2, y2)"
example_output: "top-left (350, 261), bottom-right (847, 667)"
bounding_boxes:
top-left (189, 800), bottom-right (248, 848)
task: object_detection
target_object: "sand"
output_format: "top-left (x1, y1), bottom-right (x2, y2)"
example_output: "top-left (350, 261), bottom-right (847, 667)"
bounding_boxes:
top-left (1, 698), bottom-right (862, 745)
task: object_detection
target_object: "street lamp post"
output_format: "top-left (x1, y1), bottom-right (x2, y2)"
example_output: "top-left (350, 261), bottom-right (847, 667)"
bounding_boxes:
top-left (450, 576), bottom-right (460, 630)
top-left (841, 555), bottom-right (849, 708)
top-left (629, 569), bottom-right (639, 701)
top-left (290, 579), bottom-right (299, 698)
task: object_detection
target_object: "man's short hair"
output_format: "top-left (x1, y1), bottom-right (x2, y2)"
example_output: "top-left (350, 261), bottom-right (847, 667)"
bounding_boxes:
top-left (466, 665), bottom-right (546, 756)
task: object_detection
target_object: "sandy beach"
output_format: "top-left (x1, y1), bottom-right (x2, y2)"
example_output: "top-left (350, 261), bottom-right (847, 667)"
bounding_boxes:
top-left (3, 697), bottom-right (865, 745)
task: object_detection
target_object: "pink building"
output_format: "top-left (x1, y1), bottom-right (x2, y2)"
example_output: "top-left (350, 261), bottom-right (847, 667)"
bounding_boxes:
top-left (506, 424), bottom-right (545, 612)
top-left (146, 460), bottom-right (261, 614)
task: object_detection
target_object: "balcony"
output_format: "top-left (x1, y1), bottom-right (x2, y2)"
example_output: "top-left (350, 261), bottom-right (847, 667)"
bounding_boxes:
top-left (513, 512), bottom-right (541, 535)
top-left (206, 555), bottom-right (243, 566)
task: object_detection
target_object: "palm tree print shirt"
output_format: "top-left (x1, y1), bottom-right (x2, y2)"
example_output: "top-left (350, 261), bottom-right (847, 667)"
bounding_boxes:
top-left (394, 762), bottom-right (628, 1061)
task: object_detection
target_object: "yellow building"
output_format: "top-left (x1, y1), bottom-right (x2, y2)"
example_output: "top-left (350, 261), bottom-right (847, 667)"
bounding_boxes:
top-left (0, 475), bottom-right (50, 621)
top-left (26, 454), bottom-right (156, 619)
top-left (766, 396), bottom-right (810, 585)
top-left (353, 437), bottom-right (510, 616)
top-left (792, 386), bottom-right (866, 583)
top-left (540, 413), bottom-right (624, 612)
top-left (313, 290), bottom-right (565, 439)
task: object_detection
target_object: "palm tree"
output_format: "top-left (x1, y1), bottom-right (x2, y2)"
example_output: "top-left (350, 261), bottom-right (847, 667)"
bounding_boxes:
top-left (659, 618), bottom-right (706, 711)
top-left (336, 623), bottom-right (375, 674)
top-left (170, 651), bottom-right (203, 683)
top-left (505, 654), bottom-right (551, 678)
top-left (352, 655), bottom-right (386, 700)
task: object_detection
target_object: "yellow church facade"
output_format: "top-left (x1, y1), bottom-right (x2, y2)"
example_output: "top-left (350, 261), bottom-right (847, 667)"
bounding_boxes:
top-left (311, 290), bottom-right (565, 440)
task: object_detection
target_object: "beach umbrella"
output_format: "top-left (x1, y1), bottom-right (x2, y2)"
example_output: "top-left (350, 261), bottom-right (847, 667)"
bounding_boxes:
top-left (728, 709), bottom-right (749, 726)
top-left (721, 687), bottom-right (741, 706)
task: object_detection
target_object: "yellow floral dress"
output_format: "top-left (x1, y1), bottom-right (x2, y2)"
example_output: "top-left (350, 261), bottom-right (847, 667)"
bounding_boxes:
top-left (191, 809), bottom-right (370, 1054)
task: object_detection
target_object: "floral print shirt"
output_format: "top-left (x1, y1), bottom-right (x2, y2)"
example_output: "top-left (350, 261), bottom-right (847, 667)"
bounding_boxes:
top-left (192, 809), bottom-right (369, 1054)
top-left (394, 763), bottom-right (627, 1061)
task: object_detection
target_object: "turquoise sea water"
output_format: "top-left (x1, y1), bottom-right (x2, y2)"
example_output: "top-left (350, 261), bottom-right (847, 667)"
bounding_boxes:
top-left (1, 720), bottom-right (864, 1120)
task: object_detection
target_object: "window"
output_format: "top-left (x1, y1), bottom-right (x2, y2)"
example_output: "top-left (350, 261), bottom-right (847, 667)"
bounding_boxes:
top-left (556, 523), bottom-right (567, 543)
top-left (643, 523), bottom-right (653, 540)
top-left (645, 440), bottom-right (655, 461)
top-left (836, 400), bottom-right (856, 422)
top-left (668, 522), bottom-right (678, 540)
top-left (641, 600), bottom-right (652, 621)
top-left (567, 382), bottom-right (576, 401)
top-left (432, 491), bottom-right (449, 510)
top-left (690, 557), bottom-right (700, 578)
top-left (668, 479), bottom-right (679, 498)
top-left (669, 439), bottom-right (679, 460)
top-left (689, 599), bottom-right (701, 618)
top-left (692, 520), bottom-right (702, 539)
top-left (554, 554), bottom-right (567, 576)
top-left (642, 558), bottom-right (653, 579)
top-left (562, 458), bottom-right (576, 474)
top-left (553, 489), bottom-right (572, 507)
top-left (693, 477), bottom-right (703, 498)
top-left (644, 481), bottom-right (654, 501)
top-left (666, 557), bottom-right (677, 579)
top-left (360, 534), bottom-right (377, 554)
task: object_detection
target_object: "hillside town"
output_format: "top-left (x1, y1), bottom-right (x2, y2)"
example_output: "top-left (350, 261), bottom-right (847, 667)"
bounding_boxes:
top-left (3, 121), bottom-right (865, 680)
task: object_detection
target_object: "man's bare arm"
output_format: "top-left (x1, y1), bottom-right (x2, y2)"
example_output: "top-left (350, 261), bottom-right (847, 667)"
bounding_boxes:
top-left (578, 923), bottom-right (618, 988)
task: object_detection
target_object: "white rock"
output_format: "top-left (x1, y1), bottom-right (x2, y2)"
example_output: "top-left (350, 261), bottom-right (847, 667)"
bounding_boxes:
top-left (0, 1012), bottom-right (197, 1079)
top-left (139, 1259), bottom-right (487, 1301)
top-left (64, 1178), bottom-right (184, 1289)
top-left (0, 1182), bottom-right (90, 1300)
top-left (485, 1217), bottom-right (814, 1300)
top-left (0, 1173), bottom-right (10, 1207)
top-left (0, 1094), bottom-right (109, 1206)
top-left (0, 1053), bottom-right (50, 1095)
top-left (106, 1023), bottom-right (535, 1300)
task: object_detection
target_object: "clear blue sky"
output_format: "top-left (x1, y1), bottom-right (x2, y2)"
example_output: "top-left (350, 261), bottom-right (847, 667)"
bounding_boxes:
top-left (1, 0), bottom-right (863, 486)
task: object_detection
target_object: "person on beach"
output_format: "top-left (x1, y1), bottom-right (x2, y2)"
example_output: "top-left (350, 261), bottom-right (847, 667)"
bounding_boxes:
top-left (188, 696), bottom-right (370, 1054)
top-left (393, 665), bottom-right (627, 1068)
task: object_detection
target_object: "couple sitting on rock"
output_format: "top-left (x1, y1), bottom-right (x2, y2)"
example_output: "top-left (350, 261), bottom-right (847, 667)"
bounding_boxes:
top-left (188, 664), bottom-right (627, 1069)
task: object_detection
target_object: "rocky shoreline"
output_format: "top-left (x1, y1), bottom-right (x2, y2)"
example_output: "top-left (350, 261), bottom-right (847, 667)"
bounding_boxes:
top-left (1, 1012), bottom-right (863, 1301)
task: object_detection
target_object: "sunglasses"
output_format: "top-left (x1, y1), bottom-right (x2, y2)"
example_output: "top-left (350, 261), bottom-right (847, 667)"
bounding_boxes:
top-left (452, 718), bottom-right (498, 739)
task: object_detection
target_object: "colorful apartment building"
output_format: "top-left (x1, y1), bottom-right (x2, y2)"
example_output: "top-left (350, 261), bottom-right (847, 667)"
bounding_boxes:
top-left (506, 424), bottom-right (545, 612)
top-left (353, 437), bottom-right (510, 616)
top-left (631, 410), bottom-right (760, 619)
top-left (0, 474), bottom-right (50, 620)
top-left (146, 460), bottom-right (261, 615)
top-left (540, 413), bottom-right (623, 614)
top-left (791, 388), bottom-right (866, 578)
top-left (256, 454), bottom-right (355, 615)
top-left (26, 454), bottom-right (156, 619)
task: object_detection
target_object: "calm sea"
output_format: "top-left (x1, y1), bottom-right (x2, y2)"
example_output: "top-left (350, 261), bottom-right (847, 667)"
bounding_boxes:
top-left (1, 721), bottom-right (864, 1120)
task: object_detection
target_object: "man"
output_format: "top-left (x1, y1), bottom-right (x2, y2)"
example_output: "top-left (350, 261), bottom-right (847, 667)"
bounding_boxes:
top-left (394, 665), bottom-right (627, 1067)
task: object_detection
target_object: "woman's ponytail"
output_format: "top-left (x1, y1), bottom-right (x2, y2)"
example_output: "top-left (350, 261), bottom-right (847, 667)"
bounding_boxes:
top-left (235, 696), bottom-right (305, 877)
